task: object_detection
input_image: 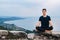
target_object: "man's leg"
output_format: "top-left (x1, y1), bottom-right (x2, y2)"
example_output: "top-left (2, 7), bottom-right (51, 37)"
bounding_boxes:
top-left (46, 26), bottom-right (53, 30)
top-left (36, 26), bottom-right (45, 32)
top-left (45, 26), bottom-right (53, 34)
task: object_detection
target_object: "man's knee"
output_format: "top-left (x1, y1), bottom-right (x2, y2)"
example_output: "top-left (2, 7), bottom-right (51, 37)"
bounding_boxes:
top-left (47, 26), bottom-right (53, 30)
top-left (49, 26), bottom-right (53, 30)
top-left (36, 26), bottom-right (40, 30)
top-left (36, 26), bottom-right (45, 32)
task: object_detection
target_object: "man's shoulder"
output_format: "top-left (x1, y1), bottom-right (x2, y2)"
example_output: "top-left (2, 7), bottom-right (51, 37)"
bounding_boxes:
top-left (39, 15), bottom-right (51, 18)
top-left (47, 15), bottom-right (50, 18)
top-left (39, 16), bottom-right (43, 18)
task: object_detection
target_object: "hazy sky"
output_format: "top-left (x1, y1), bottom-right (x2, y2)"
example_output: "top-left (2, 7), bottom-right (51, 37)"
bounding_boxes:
top-left (0, 0), bottom-right (60, 17)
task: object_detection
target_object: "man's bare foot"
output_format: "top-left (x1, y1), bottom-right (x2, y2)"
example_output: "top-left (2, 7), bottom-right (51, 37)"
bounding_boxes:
top-left (35, 29), bottom-right (38, 32)
top-left (45, 30), bottom-right (52, 34)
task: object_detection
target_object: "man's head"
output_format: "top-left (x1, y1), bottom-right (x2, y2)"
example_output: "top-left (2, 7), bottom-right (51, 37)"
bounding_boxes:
top-left (42, 8), bottom-right (47, 16)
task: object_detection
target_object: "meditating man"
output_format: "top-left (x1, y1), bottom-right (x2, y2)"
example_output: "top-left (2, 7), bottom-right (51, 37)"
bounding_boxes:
top-left (36, 8), bottom-right (53, 33)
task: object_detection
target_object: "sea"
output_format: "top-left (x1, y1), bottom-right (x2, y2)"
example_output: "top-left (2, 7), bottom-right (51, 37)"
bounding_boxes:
top-left (4, 17), bottom-right (60, 31)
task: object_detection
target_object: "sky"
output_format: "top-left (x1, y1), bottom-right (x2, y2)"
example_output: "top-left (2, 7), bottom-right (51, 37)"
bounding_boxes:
top-left (0, 0), bottom-right (60, 17)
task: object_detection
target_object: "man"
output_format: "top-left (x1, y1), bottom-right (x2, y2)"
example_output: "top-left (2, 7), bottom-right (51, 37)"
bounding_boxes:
top-left (35, 8), bottom-right (53, 33)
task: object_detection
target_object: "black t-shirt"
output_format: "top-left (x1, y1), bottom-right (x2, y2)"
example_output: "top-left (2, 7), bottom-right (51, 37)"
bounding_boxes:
top-left (39, 15), bottom-right (51, 28)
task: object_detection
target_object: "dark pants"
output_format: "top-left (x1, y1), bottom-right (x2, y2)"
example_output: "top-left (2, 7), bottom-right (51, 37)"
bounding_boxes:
top-left (36, 26), bottom-right (53, 32)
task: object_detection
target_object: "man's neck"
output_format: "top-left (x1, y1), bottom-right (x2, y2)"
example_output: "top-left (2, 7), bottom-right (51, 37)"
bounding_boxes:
top-left (43, 15), bottom-right (47, 17)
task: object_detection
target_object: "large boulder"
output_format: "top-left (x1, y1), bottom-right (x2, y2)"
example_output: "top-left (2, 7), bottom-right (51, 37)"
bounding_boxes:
top-left (28, 33), bottom-right (35, 39)
top-left (0, 30), bottom-right (8, 36)
top-left (9, 31), bottom-right (27, 38)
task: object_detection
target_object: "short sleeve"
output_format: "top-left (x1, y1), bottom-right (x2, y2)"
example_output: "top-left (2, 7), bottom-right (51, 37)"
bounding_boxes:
top-left (39, 17), bottom-right (41, 21)
top-left (48, 16), bottom-right (51, 21)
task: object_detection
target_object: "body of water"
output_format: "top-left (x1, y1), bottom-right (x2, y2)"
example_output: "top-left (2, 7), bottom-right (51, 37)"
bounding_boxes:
top-left (4, 17), bottom-right (60, 31)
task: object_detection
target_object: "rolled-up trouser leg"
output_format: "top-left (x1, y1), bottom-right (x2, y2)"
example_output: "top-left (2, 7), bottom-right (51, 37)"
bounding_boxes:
top-left (46, 26), bottom-right (53, 30)
top-left (36, 26), bottom-right (53, 32)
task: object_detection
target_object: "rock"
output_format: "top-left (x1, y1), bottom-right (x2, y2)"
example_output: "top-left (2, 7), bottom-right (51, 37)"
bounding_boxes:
top-left (0, 30), bottom-right (8, 36)
top-left (7, 31), bottom-right (28, 39)
top-left (28, 33), bottom-right (35, 39)
top-left (28, 31), bottom-right (60, 40)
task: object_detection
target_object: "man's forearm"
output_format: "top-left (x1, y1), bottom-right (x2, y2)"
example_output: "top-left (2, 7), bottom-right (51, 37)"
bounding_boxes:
top-left (36, 21), bottom-right (41, 27)
top-left (49, 21), bottom-right (53, 27)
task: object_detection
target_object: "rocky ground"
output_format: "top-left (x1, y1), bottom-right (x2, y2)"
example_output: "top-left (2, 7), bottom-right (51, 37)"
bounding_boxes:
top-left (28, 32), bottom-right (60, 40)
top-left (0, 31), bottom-right (60, 40)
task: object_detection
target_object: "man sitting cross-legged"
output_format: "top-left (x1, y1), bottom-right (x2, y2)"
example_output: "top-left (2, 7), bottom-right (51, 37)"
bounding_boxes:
top-left (35, 8), bottom-right (53, 34)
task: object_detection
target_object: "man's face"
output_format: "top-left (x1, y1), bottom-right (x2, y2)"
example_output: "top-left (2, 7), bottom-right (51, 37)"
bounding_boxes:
top-left (42, 10), bottom-right (46, 15)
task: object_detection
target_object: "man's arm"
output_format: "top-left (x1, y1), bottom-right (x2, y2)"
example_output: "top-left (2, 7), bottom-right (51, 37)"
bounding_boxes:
top-left (49, 20), bottom-right (53, 27)
top-left (35, 21), bottom-right (41, 31)
top-left (49, 20), bottom-right (53, 30)
top-left (35, 21), bottom-right (41, 27)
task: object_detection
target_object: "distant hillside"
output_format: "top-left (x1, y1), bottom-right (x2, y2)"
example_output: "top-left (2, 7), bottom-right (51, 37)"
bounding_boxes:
top-left (0, 17), bottom-right (25, 23)
top-left (0, 23), bottom-right (33, 33)
top-left (0, 16), bottom-right (33, 33)
top-left (0, 26), bottom-right (6, 30)
top-left (15, 26), bottom-right (33, 33)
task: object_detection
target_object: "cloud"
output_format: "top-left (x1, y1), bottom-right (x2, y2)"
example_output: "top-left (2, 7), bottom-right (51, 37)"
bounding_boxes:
top-left (0, 0), bottom-right (42, 17)
top-left (0, 0), bottom-right (60, 17)
top-left (42, 0), bottom-right (60, 9)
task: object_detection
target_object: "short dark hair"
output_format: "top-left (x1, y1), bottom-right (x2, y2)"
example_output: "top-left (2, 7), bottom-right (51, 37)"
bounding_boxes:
top-left (42, 8), bottom-right (47, 11)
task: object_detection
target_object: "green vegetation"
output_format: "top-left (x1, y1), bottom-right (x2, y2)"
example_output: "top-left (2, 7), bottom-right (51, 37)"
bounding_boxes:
top-left (0, 26), bottom-right (6, 30)
top-left (0, 25), bottom-right (16, 31)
